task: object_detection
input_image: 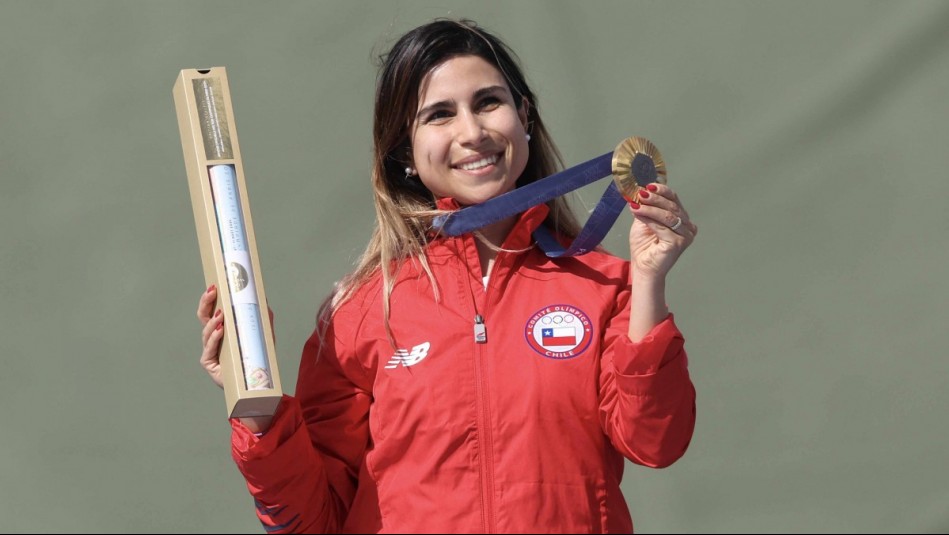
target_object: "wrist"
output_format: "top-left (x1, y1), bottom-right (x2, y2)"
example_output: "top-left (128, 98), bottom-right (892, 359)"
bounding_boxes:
top-left (239, 415), bottom-right (274, 435)
top-left (631, 268), bottom-right (666, 288)
top-left (628, 268), bottom-right (669, 341)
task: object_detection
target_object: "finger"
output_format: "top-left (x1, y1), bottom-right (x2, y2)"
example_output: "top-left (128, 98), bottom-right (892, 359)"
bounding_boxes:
top-left (632, 210), bottom-right (684, 240)
top-left (199, 319), bottom-right (225, 377)
top-left (630, 204), bottom-right (696, 240)
top-left (201, 309), bottom-right (224, 347)
top-left (642, 184), bottom-right (693, 224)
top-left (201, 315), bottom-right (225, 363)
top-left (629, 202), bottom-right (685, 232)
top-left (636, 187), bottom-right (681, 215)
top-left (639, 185), bottom-right (692, 224)
top-left (641, 183), bottom-right (680, 205)
top-left (197, 284), bottom-right (218, 324)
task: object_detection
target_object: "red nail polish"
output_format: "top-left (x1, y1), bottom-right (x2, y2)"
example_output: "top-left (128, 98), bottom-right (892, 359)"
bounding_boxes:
top-left (215, 323), bottom-right (223, 331)
top-left (214, 309), bottom-right (222, 317)
top-left (207, 284), bottom-right (215, 293)
top-left (647, 184), bottom-right (658, 192)
top-left (629, 201), bottom-right (640, 210)
top-left (639, 190), bottom-right (650, 199)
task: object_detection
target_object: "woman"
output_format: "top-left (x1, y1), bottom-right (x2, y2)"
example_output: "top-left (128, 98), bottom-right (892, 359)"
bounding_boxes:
top-left (198, 19), bottom-right (697, 533)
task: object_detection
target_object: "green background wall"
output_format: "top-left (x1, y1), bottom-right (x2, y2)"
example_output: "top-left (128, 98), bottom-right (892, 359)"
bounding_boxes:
top-left (1, 1), bottom-right (947, 532)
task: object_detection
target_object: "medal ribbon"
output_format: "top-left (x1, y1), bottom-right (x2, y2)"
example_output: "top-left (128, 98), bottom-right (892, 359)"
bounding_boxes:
top-left (432, 152), bottom-right (630, 257)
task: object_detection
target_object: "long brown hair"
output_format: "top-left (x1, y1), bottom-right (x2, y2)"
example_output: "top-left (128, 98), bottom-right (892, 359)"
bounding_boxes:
top-left (323, 19), bottom-right (582, 342)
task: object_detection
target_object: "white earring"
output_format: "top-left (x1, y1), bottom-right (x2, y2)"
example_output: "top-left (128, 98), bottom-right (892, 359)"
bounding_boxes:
top-left (525, 134), bottom-right (531, 141)
top-left (405, 167), bottom-right (416, 177)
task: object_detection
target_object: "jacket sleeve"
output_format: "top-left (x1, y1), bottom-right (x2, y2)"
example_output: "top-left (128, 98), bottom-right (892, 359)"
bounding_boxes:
top-left (598, 284), bottom-right (696, 468)
top-left (229, 310), bottom-right (373, 533)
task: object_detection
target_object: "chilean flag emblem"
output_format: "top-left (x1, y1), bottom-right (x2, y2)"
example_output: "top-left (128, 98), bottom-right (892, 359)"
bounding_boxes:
top-left (525, 304), bottom-right (593, 360)
top-left (542, 327), bottom-right (576, 346)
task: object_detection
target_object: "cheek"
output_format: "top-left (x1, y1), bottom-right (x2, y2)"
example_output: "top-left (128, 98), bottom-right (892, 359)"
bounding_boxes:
top-left (412, 130), bottom-right (449, 165)
top-left (511, 138), bottom-right (530, 179)
top-left (498, 112), bottom-right (526, 138)
top-left (486, 113), bottom-right (528, 164)
top-left (417, 176), bottom-right (445, 198)
top-left (507, 120), bottom-right (530, 173)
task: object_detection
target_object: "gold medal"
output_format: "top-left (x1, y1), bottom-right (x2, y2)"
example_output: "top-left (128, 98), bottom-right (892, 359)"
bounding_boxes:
top-left (611, 137), bottom-right (666, 202)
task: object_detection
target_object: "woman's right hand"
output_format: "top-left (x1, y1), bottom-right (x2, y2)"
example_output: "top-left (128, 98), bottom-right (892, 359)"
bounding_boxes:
top-left (196, 285), bottom-right (277, 434)
top-left (196, 284), bottom-right (276, 389)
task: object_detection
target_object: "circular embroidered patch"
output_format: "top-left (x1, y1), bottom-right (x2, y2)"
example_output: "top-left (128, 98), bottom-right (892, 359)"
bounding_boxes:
top-left (524, 304), bottom-right (593, 359)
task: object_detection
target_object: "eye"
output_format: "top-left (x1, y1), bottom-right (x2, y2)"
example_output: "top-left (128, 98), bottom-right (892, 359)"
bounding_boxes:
top-left (478, 96), bottom-right (502, 111)
top-left (424, 109), bottom-right (453, 124)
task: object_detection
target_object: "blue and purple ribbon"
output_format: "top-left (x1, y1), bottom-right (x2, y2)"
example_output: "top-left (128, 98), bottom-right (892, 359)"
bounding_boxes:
top-left (432, 151), bottom-right (642, 257)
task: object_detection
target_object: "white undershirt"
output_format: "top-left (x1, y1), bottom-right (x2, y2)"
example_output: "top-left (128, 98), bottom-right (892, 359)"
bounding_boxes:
top-left (483, 275), bottom-right (489, 288)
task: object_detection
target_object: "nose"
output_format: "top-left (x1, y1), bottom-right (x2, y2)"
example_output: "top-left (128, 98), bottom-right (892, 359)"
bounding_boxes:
top-left (455, 109), bottom-right (487, 146)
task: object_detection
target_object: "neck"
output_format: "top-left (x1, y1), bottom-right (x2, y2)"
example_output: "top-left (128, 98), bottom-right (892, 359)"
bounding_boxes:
top-left (474, 216), bottom-right (517, 279)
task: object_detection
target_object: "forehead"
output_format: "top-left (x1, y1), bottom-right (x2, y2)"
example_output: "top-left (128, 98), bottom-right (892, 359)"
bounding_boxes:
top-left (417, 55), bottom-right (510, 103)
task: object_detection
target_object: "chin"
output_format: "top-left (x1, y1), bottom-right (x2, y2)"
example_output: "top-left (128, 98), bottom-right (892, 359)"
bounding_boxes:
top-left (458, 188), bottom-right (511, 206)
top-left (456, 196), bottom-right (490, 207)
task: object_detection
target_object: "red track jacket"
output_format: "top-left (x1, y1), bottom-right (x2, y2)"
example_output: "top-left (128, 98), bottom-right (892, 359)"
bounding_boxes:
top-left (230, 201), bottom-right (696, 533)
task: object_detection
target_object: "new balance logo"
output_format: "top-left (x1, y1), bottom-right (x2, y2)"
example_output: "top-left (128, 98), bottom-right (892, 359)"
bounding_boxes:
top-left (384, 342), bottom-right (431, 369)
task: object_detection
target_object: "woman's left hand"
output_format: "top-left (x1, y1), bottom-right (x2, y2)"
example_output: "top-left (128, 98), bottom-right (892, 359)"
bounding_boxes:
top-left (628, 183), bottom-right (697, 279)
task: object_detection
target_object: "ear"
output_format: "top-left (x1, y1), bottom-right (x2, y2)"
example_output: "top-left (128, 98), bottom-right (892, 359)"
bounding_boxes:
top-left (404, 144), bottom-right (415, 168)
top-left (518, 96), bottom-right (530, 131)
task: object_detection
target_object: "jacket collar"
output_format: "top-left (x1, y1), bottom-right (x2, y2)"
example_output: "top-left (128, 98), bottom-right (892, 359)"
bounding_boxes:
top-left (433, 196), bottom-right (550, 251)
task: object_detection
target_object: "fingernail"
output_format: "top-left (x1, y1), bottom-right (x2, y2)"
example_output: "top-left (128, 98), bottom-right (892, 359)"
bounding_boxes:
top-left (206, 284), bottom-right (215, 293)
top-left (215, 323), bottom-right (223, 331)
top-left (647, 184), bottom-right (658, 192)
top-left (214, 309), bottom-right (222, 317)
top-left (639, 190), bottom-right (650, 199)
top-left (628, 201), bottom-right (640, 210)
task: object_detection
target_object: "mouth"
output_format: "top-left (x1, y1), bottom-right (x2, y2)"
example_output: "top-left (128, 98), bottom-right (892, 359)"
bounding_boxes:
top-left (453, 152), bottom-right (501, 172)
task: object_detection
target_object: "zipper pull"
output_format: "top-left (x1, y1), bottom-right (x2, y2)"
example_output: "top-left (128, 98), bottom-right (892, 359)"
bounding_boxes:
top-left (473, 314), bottom-right (487, 344)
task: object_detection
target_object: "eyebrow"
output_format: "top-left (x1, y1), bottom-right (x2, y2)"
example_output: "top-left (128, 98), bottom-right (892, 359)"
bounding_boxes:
top-left (416, 85), bottom-right (508, 121)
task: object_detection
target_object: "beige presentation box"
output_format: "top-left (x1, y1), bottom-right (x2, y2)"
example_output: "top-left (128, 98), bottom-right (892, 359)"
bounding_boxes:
top-left (173, 67), bottom-right (283, 418)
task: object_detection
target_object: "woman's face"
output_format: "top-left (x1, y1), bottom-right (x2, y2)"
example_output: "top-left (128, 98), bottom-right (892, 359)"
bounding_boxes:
top-left (410, 54), bottom-right (529, 206)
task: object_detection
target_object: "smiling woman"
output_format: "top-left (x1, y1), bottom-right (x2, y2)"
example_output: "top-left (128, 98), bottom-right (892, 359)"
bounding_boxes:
top-left (410, 56), bottom-right (530, 206)
top-left (410, 55), bottom-right (532, 276)
top-left (194, 17), bottom-right (698, 534)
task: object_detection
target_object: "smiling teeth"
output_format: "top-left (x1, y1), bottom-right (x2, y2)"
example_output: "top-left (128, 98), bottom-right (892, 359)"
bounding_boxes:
top-left (459, 154), bottom-right (499, 171)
